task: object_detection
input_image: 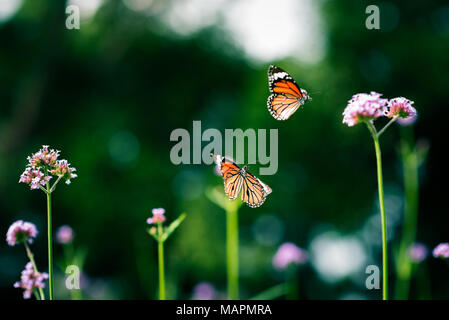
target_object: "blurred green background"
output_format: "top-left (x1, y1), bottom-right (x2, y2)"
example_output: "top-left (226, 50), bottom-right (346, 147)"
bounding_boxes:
top-left (1, 0), bottom-right (448, 300)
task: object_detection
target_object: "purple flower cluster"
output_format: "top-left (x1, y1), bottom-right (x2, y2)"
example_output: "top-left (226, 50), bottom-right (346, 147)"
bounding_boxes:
top-left (408, 242), bottom-right (428, 263)
top-left (6, 220), bottom-right (38, 246)
top-left (19, 167), bottom-right (52, 190)
top-left (56, 225), bottom-right (75, 244)
top-left (433, 243), bottom-right (449, 259)
top-left (192, 282), bottom-right (216, 300)
top-left (147, 208), bottom-right (166, 225)
top-left (50, 160), bottom-right (77, 185)
top-left (342, 93), bottom-right (417, 127)
top-left (273, 242), bottom-right (308, 271)
top-left (14, 262), bottom-right (48, 299)
top-left (385, 97), bottom-right (417, 120)
top-left (19, 145), bottom-right (77, 190)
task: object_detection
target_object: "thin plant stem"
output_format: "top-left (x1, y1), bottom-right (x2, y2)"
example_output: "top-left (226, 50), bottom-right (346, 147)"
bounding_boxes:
top-left (378, 116), bottom-right (399, 137)
top-left (46, 182), bottom-right (54, 300)
top-left (157, 223), bottom-right (165, 300)
top-left (24, 242), bottom-right (45, 300)
top-left (226, 206), bottom-right (239, 300)
top-left (50, 176), bottom-right (62, 193)
top-left (395, 126), bottom-right (419, 299)
top-left (367, 121), bottom-right (388, 300)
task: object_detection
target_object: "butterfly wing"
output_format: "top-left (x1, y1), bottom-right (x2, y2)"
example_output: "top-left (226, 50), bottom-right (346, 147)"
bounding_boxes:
top-left (211, 153), bottom-right (244, 200)
top-left (267, 65), bottom-right (309, 121)
top-left (211, 153), bottom-right (272, 207)
top-left (241, 170), bottom-right (271, 208)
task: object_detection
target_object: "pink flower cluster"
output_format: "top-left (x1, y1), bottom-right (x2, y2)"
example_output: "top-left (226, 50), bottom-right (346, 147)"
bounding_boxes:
top-left (19, 145), bottom-right (77, 190)
top-left (6, 220), bottom-right (38, 246)
top-left (433, 243), bottom-right (449, 259)
top-left (408, 242), bottom-right (428, 263)
top-left (192, 282), bottom-right (217, 300)
top-left (385, 97), bottom-right (417, 119)
top-left (27, 145), bottom-right (59, 168)
top-left (147, 208), bottom-right (166, 225)
top-left (14, 262), bottom-right (48, 299)
top-left (56, 225), bottom-right (75, 244)
top-left (19, 167), bottom-right (51, 190)
top-left (273, 242), bottom-right (308, 271)
top-left (342, 92), bottom-right (417, 127)
top-left (50, 160), bottom-right (78, 185)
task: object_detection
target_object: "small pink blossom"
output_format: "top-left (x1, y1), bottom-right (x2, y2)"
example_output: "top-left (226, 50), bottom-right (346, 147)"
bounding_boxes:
top-left (50, 160), bottom-right (78, 184)
top-left (19, 145), bottom-right (77, 191)
top-left (19, 167), bottom-right (52, 190)
top-left (192, 282), bottom-right (216, 300)
top-left (408, 242), bottom-right (428, 263)
top-left (342, 92), bottom-right (388, 127)
top-left (56, 225), bottom-right (75, 244)
top-left (27, 145), bottom-right (60, 168)
top-left (6, 220), bottom-right (38, 246)
top-left (273, 242), bottom-right (308, 271)
top-left (147, 208), bottom-right (166, 224)
top-left (385, 97), bottom-right (417, 120)
top-left (433, 243), bottom-right (449, 259)
top-left (14, 262), bottom-right (48, 299)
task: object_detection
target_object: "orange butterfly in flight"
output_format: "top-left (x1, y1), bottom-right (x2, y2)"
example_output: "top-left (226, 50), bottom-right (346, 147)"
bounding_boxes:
top-left (267, 65), bottom-right (311, 120)
top-left (211, 153), bottom-right (272, 208)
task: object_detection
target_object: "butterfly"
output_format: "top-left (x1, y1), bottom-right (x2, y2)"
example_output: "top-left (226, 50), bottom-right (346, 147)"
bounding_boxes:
top-left (211, 153), bottom-right (272, 208)
top-left (267, 65), bottom-right (311, 121)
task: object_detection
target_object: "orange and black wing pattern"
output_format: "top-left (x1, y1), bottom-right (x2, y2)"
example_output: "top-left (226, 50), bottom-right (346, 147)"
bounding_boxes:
top-left (211, 153), bottom-right (244, 200)
top-left (267, 65), bottom-right (310, 121)
top-left (211, 153), bottom-right (272, 208)
top-left (241, 171), bottom-right (271, 208)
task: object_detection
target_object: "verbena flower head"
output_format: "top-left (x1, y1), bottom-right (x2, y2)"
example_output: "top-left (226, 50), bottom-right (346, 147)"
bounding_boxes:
top-left (19, 145), bottom-right (77, 190)
top-left (273, 242), bottom-right (308, 271)
top-left (385, 97), bottom-right (417, 120)
top-left (192, 282), bottom-right (216, 300)
top-left (408, 242), bottom-right (428, 263)
top-left (19, 167), bottom-right (51, 190)
top-left (433, 243), bottom-right (449, 259)
top-left (6, 220), bottom-right (38, 246)
top-left (342, 91), bottom-right (388, 127)
top-left (50, 160), bottom-right (78, 185)
top-left (56, 225), bottom-right (75, 244)
top-left (27, 145), bottom-right (60, 168)
top-left (14, 262), bottom-right (48, 299)
top-left (147, 208), bottom-right (166, 224)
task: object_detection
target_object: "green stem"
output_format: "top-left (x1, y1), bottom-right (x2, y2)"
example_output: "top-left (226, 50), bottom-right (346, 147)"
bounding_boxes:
top-left (378, 116), bottom-right (399, 137)
top-left (24, 242), bottom-right (45, 300)
top-left (46, 183), bottom-right (54, 300)
top-left (157, 223), bottom-right (165, 300)
top-left (50, 176), bottom-right (62, 193)
top-left (226, 206), bottom-right (239, 300)
top-left (367, 122), bottom-right (388, 300)
top-left (395, 127), bottom-right (419, 299)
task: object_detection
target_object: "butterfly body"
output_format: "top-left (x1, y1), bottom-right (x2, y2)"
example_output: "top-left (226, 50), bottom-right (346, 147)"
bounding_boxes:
top-left (211, 153), bottom-right (271, 208)
top-left (267, 65), bottom-right (310, 121)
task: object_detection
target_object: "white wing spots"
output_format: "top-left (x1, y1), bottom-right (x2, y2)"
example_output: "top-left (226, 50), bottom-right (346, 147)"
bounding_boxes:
top-left (272, 72), bottom-right (288, 80)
